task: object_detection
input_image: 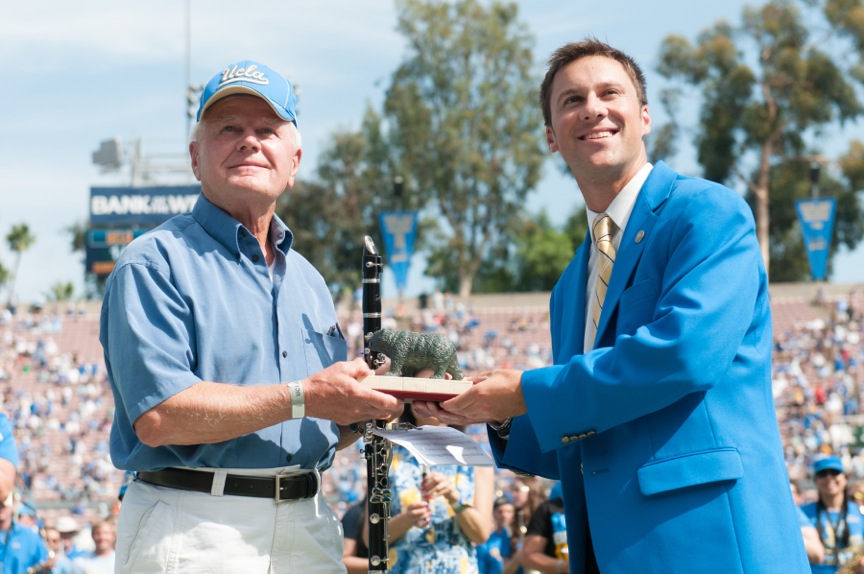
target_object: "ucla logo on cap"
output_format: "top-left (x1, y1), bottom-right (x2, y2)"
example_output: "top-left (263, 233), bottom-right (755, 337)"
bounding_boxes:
top-left (218, 64), bottom-right (270, 88)
top-left (196, 59), bottom-right (297, 125)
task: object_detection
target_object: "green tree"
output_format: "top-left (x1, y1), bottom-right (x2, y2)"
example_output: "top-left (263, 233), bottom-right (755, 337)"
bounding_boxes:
top-left (65, 220), bottom-right (111, 299)
top-left (45, 281), bottom-right (74, 303)
top-left (5, 223), bottom-right (35, 308)
top-left (0, 261), bottom-right (9, 294)
top-left (656, 0), bottom-right (864, 277)
top-left (511, 211), bottom-right (580, 292)
top-left (562, 206), bottom-right (590, 255)
top-left (65, 220), bottom-right (87, 254)
top-left (381, 0), bottom-right (545, 297)
top-left (278, 107), bottom-right (418, 296)
top-left (457, 206), bottom-right (587, 293)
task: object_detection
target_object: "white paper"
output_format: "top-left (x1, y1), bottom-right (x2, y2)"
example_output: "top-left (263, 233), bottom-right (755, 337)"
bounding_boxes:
top-left (372, 425), bottom-right (495, 467)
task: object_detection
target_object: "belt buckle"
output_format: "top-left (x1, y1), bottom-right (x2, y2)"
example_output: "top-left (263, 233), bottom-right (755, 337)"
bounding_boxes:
top-left (274, 472), bottom-right (317, 503)
top-left (274, 473), bottom-right (292, 503)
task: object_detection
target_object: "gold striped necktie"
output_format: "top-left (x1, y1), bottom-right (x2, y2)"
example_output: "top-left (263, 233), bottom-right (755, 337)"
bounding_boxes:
top-left (591, 213), bottom-right (617, 342)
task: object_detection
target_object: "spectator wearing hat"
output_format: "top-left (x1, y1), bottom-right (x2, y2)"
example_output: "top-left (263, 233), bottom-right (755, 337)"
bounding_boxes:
top-left (99, 59), bottom-right (403, 573)
top-left (55, 515), bottom-right (86, 561)
top-left (801, 456), bottom-right (864, 573)
top-left (0, 494), bottom-right (49, 574)
top-left (15, 502), bottom-right (38, 534)
top-left (478, 495), bottom-right (523, 574)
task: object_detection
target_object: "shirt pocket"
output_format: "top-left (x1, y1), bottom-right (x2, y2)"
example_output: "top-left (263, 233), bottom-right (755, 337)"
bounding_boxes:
top-left (636, 447), bottom-right (743, 496)
top-left (302, 328), bottom-right (349, 374)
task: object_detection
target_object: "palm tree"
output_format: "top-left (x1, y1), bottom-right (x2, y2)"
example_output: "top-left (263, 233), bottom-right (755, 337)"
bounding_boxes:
top-left (0, 262), bottom-right (9, 295)
top-left (6, 223), bottom-right (36, 309)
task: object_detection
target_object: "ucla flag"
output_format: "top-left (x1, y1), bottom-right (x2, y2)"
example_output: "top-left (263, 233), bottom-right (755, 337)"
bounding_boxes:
top-left (378, 211), bottom-right (419, 293)
top-left (795, 198), bottom-right (836, 281)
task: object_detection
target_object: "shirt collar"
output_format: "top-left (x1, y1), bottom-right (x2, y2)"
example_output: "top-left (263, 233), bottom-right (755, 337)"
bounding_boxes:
top-left (586, 162), bottom-right (653, 237)
top-left (191, 194), bottom-right (294, 256)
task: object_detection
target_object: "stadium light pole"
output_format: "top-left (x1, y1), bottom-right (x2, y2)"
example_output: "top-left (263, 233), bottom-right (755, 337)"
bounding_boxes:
top-left (185, 0), bottom-right (193, 144)
top-left (809, 161), bottom-right (821, 199)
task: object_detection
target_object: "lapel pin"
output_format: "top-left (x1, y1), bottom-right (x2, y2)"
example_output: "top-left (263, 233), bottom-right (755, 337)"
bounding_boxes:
top-left (635, 230), bottom-right (645, 243)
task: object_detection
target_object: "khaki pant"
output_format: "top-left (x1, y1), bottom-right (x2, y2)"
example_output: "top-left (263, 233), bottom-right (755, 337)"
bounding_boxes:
top-left (115, 470), bottom-right (345, 573)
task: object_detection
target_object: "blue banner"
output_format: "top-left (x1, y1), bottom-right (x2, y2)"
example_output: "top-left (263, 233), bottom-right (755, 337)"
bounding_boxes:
top-left (795, 198), bottom-right (836, 281)
top-left (378, 211), bottom-right (419, 293)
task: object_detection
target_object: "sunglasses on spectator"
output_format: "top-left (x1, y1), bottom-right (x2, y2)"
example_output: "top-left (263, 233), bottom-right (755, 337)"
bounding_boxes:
top-left (816, 469), bottom-right (843, 479)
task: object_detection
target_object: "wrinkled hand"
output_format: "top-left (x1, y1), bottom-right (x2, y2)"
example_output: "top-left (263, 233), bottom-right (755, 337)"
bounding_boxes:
top-left (412, 369), bottom-right (527, 426)
top-left (302, 358), bottom-right (404, 425)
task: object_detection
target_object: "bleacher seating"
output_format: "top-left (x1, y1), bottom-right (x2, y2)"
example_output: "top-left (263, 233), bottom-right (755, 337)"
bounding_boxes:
top-left (2, 283), bottom-right (862, 522)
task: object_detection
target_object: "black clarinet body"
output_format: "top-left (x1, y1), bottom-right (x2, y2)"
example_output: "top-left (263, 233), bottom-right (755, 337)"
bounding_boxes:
top-left (362, 235), bottom-right (391, 573)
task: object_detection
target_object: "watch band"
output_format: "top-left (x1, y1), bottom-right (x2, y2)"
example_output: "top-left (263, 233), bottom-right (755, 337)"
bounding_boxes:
top-left (488, 417), bottom-right (512, 439)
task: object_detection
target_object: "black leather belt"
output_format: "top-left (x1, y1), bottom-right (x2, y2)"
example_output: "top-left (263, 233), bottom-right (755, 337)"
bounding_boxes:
top-left (137, 468), bottom-right (319, 502)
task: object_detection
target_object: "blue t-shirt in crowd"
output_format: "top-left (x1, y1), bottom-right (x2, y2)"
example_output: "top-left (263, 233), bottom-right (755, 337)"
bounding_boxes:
top-left (478, 528), bottom-right (511, 574)
top-left (801, 500), bottom-right (864, 573)
top-left (0, 522), bottom-right (49, 574)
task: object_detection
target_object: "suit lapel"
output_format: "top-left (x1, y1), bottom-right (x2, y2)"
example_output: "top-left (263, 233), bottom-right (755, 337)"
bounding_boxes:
top-left (594, 162), bottom-right (676, 347)
top-left (572, 239), bottom-right (590, 354)
top-left (553, 234), bottom-right (591, 360)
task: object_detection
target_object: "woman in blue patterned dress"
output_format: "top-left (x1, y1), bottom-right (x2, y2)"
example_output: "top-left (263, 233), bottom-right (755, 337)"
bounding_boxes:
top-left (386, 403), bottom-right (494, 573)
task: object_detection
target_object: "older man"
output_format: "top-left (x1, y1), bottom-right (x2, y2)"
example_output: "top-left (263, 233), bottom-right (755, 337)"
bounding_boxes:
top-left (100, 60), bottom-right (403, 573)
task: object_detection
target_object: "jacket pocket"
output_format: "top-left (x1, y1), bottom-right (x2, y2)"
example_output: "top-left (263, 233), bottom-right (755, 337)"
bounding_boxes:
top-left (637, 447), bottom-right (743, 496)
top-left (617, 278), bottom-right (658, 334)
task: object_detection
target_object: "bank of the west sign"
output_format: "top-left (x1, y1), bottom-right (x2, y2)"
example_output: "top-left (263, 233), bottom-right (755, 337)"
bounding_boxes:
top-left (90, 185), bottom-right (200, 225)
top-left (87, 185), bottom-right (201, 273)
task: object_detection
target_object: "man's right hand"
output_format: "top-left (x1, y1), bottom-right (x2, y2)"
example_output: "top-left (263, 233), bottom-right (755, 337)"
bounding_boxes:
top-left (302, 358), bottom-right (404, 425)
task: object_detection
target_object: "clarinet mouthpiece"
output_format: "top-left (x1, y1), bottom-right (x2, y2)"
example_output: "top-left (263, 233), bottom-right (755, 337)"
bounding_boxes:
top-left (364, 235), bottom-right (378, 256)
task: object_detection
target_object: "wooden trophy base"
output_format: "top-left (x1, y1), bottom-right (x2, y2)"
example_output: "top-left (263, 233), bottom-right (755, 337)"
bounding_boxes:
top-left (360, 375), bottom-right (472, 401)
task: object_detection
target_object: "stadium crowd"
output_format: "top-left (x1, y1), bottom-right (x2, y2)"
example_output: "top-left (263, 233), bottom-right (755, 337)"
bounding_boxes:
top-left (0, 285), bottom-right (862, 571)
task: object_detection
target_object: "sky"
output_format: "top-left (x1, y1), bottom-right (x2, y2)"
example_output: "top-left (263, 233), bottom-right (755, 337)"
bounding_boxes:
top-left (3, 0), bottom-right (864, 304)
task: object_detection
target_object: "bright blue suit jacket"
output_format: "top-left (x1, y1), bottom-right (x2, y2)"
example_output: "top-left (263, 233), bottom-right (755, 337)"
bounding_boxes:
top-left (491, 162), bottom-right (809, 573)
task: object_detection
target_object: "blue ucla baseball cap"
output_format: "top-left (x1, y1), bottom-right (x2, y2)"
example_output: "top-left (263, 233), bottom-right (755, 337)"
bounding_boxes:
top-left (197, 60), bottom-right (297, 125)
top-left (813, 455), bottom-right (845, 475)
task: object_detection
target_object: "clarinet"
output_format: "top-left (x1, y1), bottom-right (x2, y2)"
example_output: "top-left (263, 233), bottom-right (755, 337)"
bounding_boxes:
top-left (362, 235), bottom-right (391, 573)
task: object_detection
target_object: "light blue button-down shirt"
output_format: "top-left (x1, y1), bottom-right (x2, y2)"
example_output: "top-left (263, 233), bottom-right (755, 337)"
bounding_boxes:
top-left (100, 194), bottom-right (347, 472)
